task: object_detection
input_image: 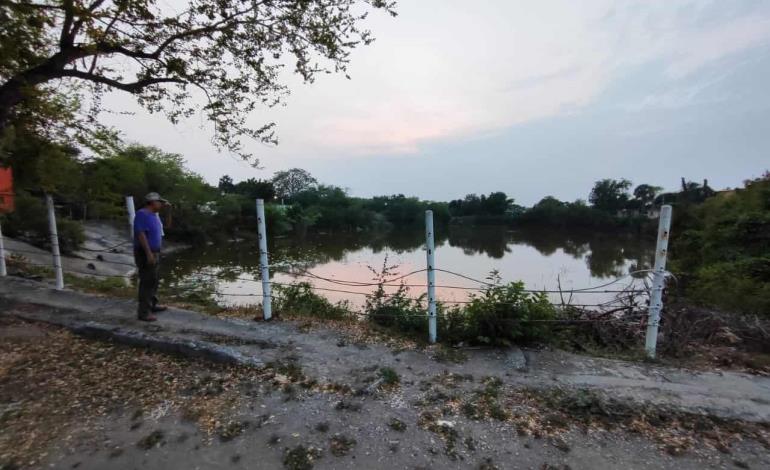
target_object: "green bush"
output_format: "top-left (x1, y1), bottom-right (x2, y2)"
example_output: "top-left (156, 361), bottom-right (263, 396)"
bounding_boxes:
top-left (364, 269), bottom-right (557, 346)
top-left (688, 258), bottom-right (770, 315)
top-left (2, 192), bottom-right (84, 253)
top-left (441, 273), bottom-right (556, 346)
top-left (274, 282), bottom-right (351, 320)
top-left (671, 176), bottom-right (770, 315)
top-left (364, 282), bottom-right (427, 334)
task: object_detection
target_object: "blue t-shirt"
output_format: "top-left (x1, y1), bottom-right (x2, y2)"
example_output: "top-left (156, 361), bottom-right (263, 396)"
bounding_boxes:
top-left (133, 208), bottom-right (163, 252)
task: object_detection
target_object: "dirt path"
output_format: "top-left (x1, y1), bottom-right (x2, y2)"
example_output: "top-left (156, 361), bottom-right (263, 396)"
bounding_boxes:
top-left (1, 221), bottom-right (188, 279)
top-left (1, 276), bottom-right (769, 469)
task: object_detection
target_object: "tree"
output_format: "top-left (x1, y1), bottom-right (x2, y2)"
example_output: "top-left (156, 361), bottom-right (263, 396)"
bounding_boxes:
top-left (632, 184), bottom-right (662, 213)
top-left (218, 175), bottom-right (234, 193)
top-left (272, 168), bottom-right (317, 200)
top-left (589, 178), bottom-right (632, 213)
top-left (0, 0), bottom-right (396, 161)
top-left (233, 177), bottom-right (275, 201)
top-left (482, 191), bottom-right (513, 215)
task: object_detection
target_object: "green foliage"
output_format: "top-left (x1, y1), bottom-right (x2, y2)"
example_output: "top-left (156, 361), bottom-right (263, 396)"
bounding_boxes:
top-left (274, 282), bottom-right (351, 320)
top-left (364, 258), bottom-right (427, 334)
top-left (230, 178), bottom-right (275, 202)
top-left (440, 272), bottom-right (557, 346)
top-left (0, 0), bottom-right (396, 161)
top-left (4, 130), bottom-right (457, 246)
top-left (516, 196), bottom-right (644, 230)
top-left (364, 264), bottom-right (557, 346)
top-left (589, 178), bottom-right (632, 213)
top-left (672, 174), bottom-right (770, 315)
top-left (272, 168), bottom-right (318, 200)
top-left (449, 192), bottom-right (514, 217)
top-left (687, 259), bottom-right (770, 315)
top-left (1, 192), bottom-right (84, 253)
top-left (363, 194), bottom-right (449, 227)
top-left (378, 367), bottom-right (400, 385)
top-left (632, 184), bottom-right (663, 213)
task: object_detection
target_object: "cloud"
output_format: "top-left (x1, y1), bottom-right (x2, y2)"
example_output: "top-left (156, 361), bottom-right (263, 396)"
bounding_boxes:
top-left (100, 0), bottom-right (770, 180)
top-left (246, 0), bottom-right (770, 158)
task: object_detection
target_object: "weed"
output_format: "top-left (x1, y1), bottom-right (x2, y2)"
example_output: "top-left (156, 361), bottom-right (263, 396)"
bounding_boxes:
top-left (334, 399), bottom-right (361, 412)
top-left (218, 420), bottom-right (249, 442)
top-left (387, 417), bottom-right (407, 432)
top-left (136, 430), bottom-right (165, 450)
top-left (379, 367), bottom-right (400, 385)
top-left (268, 359), bottom-right (304, 382)
top-left (433, 345), bottom-right (468, 364)
top-left (418, 411), bottom-right (460, 459)
top-left (329, 434), bottom-right (356, 456)
top-left (478, 458), bottom-right (499, 470)
top-left (461, 377), bottom-right (507, 421)
top-left (282, 445), bottom-right (322, 470)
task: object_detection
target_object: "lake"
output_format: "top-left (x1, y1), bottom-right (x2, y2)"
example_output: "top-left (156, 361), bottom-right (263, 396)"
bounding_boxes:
top-left (160, 226), bottom-right (656, 310)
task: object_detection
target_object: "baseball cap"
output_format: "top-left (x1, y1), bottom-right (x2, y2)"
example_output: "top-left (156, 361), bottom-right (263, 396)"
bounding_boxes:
top-left (144, 192), bottom-right (169, 204)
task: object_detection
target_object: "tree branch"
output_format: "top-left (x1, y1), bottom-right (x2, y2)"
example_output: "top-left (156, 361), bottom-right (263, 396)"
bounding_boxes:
top-left (58, 69), bottom-right (186, 93)
top-left (60, 0), bottom-right (75, 48)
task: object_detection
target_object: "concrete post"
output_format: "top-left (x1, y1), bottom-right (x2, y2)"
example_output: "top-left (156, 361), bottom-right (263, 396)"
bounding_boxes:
top-left (256, 199), bottom-right (272, 320)
top-left (425, 210), bottom-right (437, 343)
top-left (46, 194), bottom-right (64, 290)
top-left (125, 195), bottom-right (136, 242)
top-left (0, 221), bottom-right (7, 276)
top-left (645, 205), bottom-right (673, 359)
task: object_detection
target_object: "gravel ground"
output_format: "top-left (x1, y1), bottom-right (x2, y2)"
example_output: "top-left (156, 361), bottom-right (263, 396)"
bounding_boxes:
top-left (1, 316), bottom-right (768, 470)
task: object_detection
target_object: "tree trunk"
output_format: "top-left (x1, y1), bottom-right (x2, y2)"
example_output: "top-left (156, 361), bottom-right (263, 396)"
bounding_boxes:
top-left (0, 51), bottom-right (83, 131)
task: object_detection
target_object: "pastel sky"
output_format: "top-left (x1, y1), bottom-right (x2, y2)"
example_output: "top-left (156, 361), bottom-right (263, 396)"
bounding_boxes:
top-left (102, 0), bottom-right (770, 205)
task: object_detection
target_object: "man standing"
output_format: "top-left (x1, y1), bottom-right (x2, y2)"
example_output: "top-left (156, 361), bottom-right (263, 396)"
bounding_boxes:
top-left (134, 192), bottom-right (169, 321)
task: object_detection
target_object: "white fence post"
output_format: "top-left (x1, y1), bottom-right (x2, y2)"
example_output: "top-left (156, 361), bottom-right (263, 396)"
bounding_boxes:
top-left (45, 194), bottom-right (64, 290)
top-left (0, 221), bottom-right (7, 277)
top-left (125, 195), bottom-right (136, 241)
top-left (425, 210), bottom-right (437, 343)
top-left (645, 204), bottom-right (673, 359)
top-left (256, 199), bottom-right (272, 320)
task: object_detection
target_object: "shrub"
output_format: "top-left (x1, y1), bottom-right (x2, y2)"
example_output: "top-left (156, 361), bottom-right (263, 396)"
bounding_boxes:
top-left (364, 258), bottom-right (428, 334)
top-left (378, 367), bottom-right (399, 385)
top-left (364, 283), bottom-right (426, 334)
top-left (2, 192), bottom-right (84, 253)
top-left (688, 258), bottom-right (770, 316)
top-left (274, 282), bottom-right (351, 320)
top-left (365, 267), bottom-right (557, 346)
top-left (441, 272), bottom-right (557, 346)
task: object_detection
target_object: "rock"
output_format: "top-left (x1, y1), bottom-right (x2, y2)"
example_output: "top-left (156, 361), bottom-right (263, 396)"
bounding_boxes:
top-left (506, 347), bottom-right (527, 372)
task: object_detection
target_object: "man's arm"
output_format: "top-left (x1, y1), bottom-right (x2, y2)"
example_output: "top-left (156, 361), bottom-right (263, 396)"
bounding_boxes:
top-left (137, 231), bottom-right (156, 265)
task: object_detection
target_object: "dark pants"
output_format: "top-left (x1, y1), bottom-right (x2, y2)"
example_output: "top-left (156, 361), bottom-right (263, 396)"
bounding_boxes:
top-left (135, 249), bottom-right (160, 317)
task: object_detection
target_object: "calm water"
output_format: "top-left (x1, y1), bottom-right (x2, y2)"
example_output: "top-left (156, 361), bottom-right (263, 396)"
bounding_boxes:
top-left (160, 226), bottom-right (655, 309)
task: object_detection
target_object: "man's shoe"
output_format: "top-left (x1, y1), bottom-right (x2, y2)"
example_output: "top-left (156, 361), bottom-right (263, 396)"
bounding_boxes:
top-left (138, 314), bottom-right (158, 322)
top-left (151, 305), bottom-right (168, 313)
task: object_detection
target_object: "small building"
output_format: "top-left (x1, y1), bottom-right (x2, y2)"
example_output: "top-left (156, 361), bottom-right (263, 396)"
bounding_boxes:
top-left (0, 167), bottom-right (14, 214)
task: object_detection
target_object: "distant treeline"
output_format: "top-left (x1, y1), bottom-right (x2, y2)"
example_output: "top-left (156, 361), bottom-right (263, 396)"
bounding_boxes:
top-left (2, 130), bottom-right (767, 316)
top-left (1, 127), bottom-right (722, 243)
top-left (448, 178), bottom-right (716, 230)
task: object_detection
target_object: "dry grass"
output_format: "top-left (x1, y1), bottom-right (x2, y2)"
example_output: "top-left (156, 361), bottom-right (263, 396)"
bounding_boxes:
top-left (0, 316), bottom-right (273, 468)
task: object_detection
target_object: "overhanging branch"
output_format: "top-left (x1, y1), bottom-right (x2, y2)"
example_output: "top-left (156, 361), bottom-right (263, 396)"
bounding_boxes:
top-left (58, 69), bottom-right (186, 93)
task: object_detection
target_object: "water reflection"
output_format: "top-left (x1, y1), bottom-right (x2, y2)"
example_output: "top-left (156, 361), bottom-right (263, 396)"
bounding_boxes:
top-left (161, 226), bottom-right (654, 306)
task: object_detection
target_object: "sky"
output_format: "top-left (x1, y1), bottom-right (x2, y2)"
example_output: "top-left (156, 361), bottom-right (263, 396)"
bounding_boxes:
top-left (102, 0), bottom-right (770, 206)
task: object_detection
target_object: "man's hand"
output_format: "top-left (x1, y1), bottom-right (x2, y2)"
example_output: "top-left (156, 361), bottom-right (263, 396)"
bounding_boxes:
top-left (137, 232), bottom-right (156, 265)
